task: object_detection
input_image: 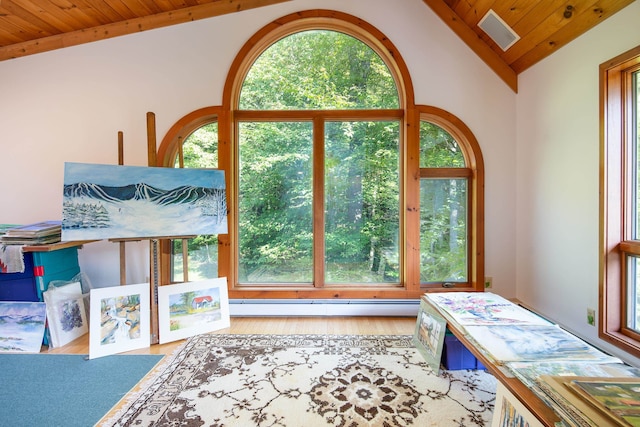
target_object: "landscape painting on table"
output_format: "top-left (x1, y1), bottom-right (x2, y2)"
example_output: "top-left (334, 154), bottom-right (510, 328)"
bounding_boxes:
top-left (62, 162), bottom-right (227, 241)
top-left (89, 283), bottom-right (150, 359)
top-left (413, 298), bottom-right (446, 373)
top-left (424, 292), bottom-right (552, 326)
top-left (0, 301), bottom-right (46, 353)
top-left (464, 324), bottom-right (621, 364)
top-left (506, 361), bottom-right (640, 391)
top-left (569, 378), bottom-right (640, 427)
top-left (158, 277), bottom-right (230, 344)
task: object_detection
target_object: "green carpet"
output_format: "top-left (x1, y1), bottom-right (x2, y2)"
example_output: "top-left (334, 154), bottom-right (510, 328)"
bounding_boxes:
top-left (0, 353), bottom-right (163, 427)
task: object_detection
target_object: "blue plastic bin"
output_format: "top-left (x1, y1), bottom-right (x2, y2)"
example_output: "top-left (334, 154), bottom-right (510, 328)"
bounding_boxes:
top-left (442, 332), bottom-right (485, 370)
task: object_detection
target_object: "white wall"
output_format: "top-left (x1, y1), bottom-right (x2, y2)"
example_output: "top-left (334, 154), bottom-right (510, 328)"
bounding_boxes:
top-left (516, 1), bottom-right (640, 365)
top-left (0, 0), bottom-right (516, 293)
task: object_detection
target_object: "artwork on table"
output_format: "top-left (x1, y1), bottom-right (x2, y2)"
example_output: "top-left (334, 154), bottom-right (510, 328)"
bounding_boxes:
top-left (424, 292), bottom-right (552, 326)
top-left (464, 324), bottom-right (621, 364)
top-left (158, 277), bottom-right (230, 344)
top-left (536, 375), bottom-right (626, 427)
top-left (506, 361), bottom-right (640, 391)
top-left (0, 301), bottom-right (47, 353)
top-left (62, 162), bottom-right (228, 241)
top-left (569, 378), bottom-right (640, 427)
top-left (412, 297), bottom-right (447, 373)
top-left (43, 281), bottom-right (88, 348)
top-left (89, 283), bottom-right (150, 359)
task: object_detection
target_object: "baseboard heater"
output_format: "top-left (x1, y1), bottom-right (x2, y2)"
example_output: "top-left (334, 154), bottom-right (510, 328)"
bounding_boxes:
top-left (229, 299), bottom-right (420, 317)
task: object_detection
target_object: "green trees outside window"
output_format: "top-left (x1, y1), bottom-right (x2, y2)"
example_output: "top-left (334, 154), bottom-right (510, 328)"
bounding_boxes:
top-left (237, 30), bottom-right (400, 285)
top-left (324, 121), bottom-right (399, 283)
top-left (172, 123), bottom-right (219, 282)
top-left (419, 122), bottom-right (468, 283)
top-left (239, 30), bottom-right (398, 110)
top-left (238, 122), bottom-right (314, 282)
top-left (159, 10), bottom-right (485, 296)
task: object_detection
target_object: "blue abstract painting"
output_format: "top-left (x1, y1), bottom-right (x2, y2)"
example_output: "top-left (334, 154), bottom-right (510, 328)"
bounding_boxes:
top-left (62, 162), bottom-right (227, 240)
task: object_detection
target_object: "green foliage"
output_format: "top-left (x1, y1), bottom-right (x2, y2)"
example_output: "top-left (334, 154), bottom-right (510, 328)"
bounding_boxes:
top-left (176, 30), bottom-right (468, 285)
top-left (418, 121), bottom-right (468, 282)
top-left (240, 30), bottom-right (398, 110)
top-left (176, 123), bottom-right (218, 169)
top-left (238, 30), bottom-right (402, 283)
top-left (172, 124), bottom-right (220, 281)
top-left (420, 122), bottom-right (465, 168)
top-left (324, 121), bottom-right (400, 282)
top-left (419, 178), bottom-right (467, 282)
top-left (238, 122), bottom-right (314, 281)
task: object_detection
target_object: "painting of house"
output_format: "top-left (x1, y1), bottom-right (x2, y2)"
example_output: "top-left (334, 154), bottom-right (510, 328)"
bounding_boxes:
top-left (158, 278), bottom-right (230, 344)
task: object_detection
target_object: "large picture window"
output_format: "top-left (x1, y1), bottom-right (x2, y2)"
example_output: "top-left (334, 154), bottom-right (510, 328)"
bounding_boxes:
top-left (601, 45), bottom-right (640, 358)
top-left (233, 21), bottom-right (403, 290)
top-left (157, 10), bottom-right (485, 299)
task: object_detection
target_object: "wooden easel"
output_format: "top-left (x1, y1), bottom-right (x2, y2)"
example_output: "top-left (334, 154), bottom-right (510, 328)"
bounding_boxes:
top-left (112, 112), bottom-right (164, 345)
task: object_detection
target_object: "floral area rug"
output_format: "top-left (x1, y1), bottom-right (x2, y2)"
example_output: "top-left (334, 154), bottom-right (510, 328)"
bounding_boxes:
top-left (99, 334), bottom-right (496, 427)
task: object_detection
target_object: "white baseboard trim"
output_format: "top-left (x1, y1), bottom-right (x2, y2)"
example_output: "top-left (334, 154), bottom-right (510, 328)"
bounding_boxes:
top-left (229, 299), bottom-right (420, 317)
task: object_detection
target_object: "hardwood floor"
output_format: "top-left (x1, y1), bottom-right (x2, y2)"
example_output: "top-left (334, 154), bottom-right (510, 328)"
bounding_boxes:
top-left (44, 316), bottom-right (417, 356)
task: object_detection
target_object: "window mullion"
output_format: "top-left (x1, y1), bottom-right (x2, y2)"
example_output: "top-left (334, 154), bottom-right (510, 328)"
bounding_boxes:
top-left (313, 117), bottom-right (325, 288)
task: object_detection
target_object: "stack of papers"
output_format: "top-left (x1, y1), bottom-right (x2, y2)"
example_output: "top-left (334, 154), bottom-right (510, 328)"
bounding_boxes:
top-left (1, 221), bottom-right (62, 245)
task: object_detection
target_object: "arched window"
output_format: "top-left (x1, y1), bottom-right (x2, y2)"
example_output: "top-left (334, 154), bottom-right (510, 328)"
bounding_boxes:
top-left (158, 10), bottom-right (485, 299)
top-left (157, 107), bottom-right (220, 283)
top-left (417, 107), bottom-right (484, 289)
top-left (235, 29), bottom-right (401, 286)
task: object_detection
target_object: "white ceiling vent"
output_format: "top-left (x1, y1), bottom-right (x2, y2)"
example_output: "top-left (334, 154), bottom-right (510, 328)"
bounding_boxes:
top-left (478, 9), bottom-right (520, 51)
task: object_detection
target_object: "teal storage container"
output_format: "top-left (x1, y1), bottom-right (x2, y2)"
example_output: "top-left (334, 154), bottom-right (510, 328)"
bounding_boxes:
top-left (31, 246), bottom-right (80, 301)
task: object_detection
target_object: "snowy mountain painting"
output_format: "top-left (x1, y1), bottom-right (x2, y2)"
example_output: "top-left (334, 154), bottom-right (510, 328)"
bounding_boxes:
top-left (0, 302), bottom-right (47, 353)
top-left (62, 162), bottom-right (227, 241)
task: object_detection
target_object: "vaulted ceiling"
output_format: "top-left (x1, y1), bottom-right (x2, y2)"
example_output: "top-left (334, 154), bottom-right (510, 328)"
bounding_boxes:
top-left (0, 0), bottom-right (635, 91)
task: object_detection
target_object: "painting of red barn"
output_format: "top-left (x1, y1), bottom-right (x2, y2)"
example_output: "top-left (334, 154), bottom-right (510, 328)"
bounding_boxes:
top-left (192, 295), bottom-right (213, 310)
top-left (158, 278), bottom-right (230, 344)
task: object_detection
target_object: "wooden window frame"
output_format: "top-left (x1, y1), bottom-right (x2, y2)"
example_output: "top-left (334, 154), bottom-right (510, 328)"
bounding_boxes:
top-left (600, 44), bottom-right (640, 358)
top-left (416, 107), bottom-right (485, 290)
top-left (156, 10), bottom-right (485, 300)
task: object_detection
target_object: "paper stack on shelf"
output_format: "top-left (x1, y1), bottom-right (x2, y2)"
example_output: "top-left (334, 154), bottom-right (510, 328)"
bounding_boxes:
top-left (0, 221), bottom-right (62, 245)
top-left (0, 224), bottom-right (21, 236)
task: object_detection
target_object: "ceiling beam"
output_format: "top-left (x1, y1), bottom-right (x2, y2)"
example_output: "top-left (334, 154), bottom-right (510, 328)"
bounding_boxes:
top-left (0, 0), bottom-right (292, 62)
top-left (422, 0), bottom-right (518, 92)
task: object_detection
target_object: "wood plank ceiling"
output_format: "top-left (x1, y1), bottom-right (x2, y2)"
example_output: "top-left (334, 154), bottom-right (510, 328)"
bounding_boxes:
top-left (0, 0), bottom-right (635, 92)
top-left (423, 0), bottom-right (635, 91)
